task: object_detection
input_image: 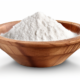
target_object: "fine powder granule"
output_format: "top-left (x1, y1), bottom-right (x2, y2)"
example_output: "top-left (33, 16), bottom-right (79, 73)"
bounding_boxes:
top-left (1, 12), bottom-right (77, 41)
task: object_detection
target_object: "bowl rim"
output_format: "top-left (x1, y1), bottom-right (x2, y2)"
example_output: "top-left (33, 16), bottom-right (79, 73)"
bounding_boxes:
top-left (0, 20), bottom-right (80, 48)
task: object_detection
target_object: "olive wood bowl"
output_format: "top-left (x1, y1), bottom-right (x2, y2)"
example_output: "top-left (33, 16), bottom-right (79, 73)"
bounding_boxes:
top-left (0, 20), bottom-right (80, 67)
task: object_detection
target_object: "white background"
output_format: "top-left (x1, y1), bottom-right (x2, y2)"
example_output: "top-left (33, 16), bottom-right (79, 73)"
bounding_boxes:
top-left (0, 0), bottom-right (80, 80)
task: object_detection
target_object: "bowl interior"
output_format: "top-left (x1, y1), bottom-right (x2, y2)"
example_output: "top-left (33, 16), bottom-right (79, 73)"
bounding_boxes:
top-left (0, 21), bottom-right (20, 34)
top-left (57, 20), bottom-right (80, 34)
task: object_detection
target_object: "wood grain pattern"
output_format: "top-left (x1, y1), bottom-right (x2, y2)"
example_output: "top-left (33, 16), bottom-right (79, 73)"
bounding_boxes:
top-left (0, 20), bottom-right (80, 67)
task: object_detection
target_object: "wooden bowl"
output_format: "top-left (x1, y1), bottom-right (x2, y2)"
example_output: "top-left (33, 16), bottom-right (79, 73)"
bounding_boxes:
top-left (0, 20), bottom-right (80, 67)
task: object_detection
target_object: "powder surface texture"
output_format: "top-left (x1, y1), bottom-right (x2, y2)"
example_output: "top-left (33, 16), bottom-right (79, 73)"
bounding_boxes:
top-left (1, 12), bottom-right (77, 41)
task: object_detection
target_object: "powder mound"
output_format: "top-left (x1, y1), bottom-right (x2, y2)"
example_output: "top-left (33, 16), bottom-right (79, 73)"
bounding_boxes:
top-left (1, 12), bottom-right (77, 41)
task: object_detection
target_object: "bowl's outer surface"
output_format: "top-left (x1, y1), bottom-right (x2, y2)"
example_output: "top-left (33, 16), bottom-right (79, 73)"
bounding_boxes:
top-left (0, 20), bottom-right (80, 67)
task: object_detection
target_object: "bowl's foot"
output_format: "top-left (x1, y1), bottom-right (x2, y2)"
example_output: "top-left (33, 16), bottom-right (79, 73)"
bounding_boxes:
top-left (13, 53), bottom-right (73, 67)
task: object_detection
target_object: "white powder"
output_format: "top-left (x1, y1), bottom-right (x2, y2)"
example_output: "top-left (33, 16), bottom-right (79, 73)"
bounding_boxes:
top-left (1, 12), bottom-right (77, 41)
